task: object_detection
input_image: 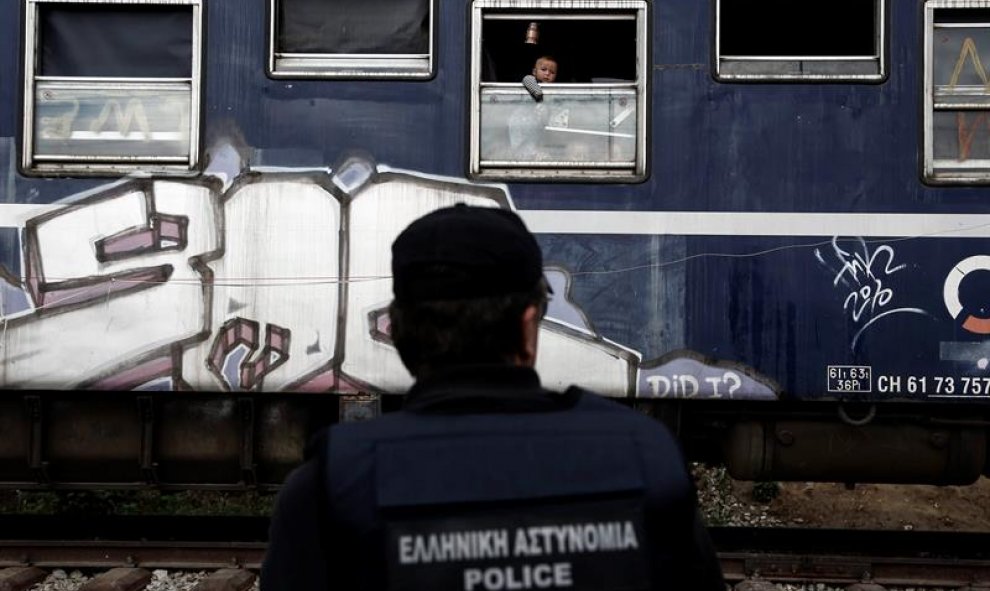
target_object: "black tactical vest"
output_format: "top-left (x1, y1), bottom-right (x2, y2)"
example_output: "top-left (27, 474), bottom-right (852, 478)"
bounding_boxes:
top-left (318, 386), bottom-right (698, 591)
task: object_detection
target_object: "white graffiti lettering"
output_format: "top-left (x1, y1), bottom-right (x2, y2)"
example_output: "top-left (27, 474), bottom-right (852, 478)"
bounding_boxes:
top-left (38, 97), bottom-right (80, 140)
top-left (815, 236), bottom-right (928, 350)
top-left (702, 371), bottom-right (742, 398)
top-left (647, 371), bottom-right (744, 399)
top-left (90, 98), bottom-right (152, 140)
top-left (0, 168), bottom-right (649, 396)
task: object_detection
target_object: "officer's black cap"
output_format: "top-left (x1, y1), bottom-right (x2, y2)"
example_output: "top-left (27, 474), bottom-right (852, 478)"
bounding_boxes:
top-left (391, 204), bottom-right (548, 302)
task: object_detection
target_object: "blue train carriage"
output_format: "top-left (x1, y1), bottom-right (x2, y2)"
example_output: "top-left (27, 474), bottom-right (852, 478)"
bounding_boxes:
top-left (0, 0), bottom-right (988, 488)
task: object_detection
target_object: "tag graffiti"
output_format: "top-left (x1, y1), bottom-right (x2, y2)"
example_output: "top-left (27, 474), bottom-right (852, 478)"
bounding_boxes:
top-left (637, 352), bottom-right (779, 400)
top-left (645, 371), bottom-right (742, 398)
top-left (815, 236), bottom-right (927, 350)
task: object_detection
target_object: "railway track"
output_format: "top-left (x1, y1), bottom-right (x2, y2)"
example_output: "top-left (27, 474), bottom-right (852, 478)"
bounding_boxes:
top-left (1, 517), bottom-right (990, 590)
top-left (712, 527), bottom-right (990, 589)
top-left (0, 516), bottom-right (266, 591)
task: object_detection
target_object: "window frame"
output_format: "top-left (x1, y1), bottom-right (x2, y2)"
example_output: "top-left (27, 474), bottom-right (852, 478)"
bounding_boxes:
top-left (713, 0), bottom-right (887, 82)
top-left (267, 0), bottom-right (436, 79)
top-left (469, 0), bottom-right (649, 182)
top-left (923, 0), bottom-right (990, 183)
top-left (21, 0), bottom-right (203, 176)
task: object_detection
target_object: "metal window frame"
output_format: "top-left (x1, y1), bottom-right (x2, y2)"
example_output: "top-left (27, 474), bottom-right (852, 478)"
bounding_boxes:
top-left (714, 0), bottom-right (887, 82)
top-left (469, 0), bottom-right (649, 183)
top-left (21, 0), bottom-right (203, 176)
top-left (923, 0), bottom-right (990, 183)
top-left (267, 0), bottom-right (436, 79)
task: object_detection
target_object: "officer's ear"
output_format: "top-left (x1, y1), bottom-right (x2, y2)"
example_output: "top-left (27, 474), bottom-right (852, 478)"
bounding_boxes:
top-left (514, 303), bottom-right (541, 368)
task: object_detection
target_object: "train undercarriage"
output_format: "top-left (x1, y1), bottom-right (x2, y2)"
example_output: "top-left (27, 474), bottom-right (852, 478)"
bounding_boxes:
top-left (0, 394), bottom-right (985, 490)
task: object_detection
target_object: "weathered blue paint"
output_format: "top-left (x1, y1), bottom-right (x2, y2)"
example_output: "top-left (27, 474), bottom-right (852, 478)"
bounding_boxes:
top-left (2, 0), bottom-right (990, 401)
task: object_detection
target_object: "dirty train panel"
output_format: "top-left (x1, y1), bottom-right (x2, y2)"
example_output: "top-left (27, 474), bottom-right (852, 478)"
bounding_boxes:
top-left (0, 0), bottom-right (989, 403)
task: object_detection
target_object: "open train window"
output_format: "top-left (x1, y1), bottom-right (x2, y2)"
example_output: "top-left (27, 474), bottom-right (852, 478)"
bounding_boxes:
top-left (21, 0), bottom-right (202, 176)
top-left (715, 0), bottom-right (886, 81)
top-left (469, 0), bottom-right (648, 182)
top-left (924, 1), bottom-right (990, 183)
top-left (269, 0), bottom-right (434, 79)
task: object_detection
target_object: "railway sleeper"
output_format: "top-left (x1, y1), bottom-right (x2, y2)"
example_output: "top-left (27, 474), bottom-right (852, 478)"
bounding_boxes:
top-left (0, 566), bottom-right (45, 591)
top-left (79, 567), bottom-right (150, 591)
top-left (0, 567), bottom-right (256, 591)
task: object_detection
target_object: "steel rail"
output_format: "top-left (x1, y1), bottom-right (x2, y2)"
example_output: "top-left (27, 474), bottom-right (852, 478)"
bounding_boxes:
top-left (0, 541), bottom-right (265, 571)
top-left (712, 526), bottom-right (990, 588)
top-left (0, 515), bottom-right (268, 570)
top-left (3, 519), bottom-right (990, 588)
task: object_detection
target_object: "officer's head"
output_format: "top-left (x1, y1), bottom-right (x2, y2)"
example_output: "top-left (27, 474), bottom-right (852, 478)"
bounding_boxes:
top-left (389, 204), bottom-right (550, 378)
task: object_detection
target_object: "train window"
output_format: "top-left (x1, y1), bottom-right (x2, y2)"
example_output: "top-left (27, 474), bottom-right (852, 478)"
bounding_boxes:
top-left (469, 0), bottom-right (648, 182)
top-left (925, 2), bottom-right (990, 182)
top-left (715, 0), bottom-right (886, 81)
top-left (22, 0), bottom-right (202, 176)
top-left (269, 0), bottom-right (434, 79)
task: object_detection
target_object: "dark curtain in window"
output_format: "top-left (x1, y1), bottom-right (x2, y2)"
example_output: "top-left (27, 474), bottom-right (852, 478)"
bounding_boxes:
top-left (934, 9), bottom-right (990, 24)
top-left (278, 0), bottom-right (429, 54)
top-left (482, 19), bottom-right (637, 82)
top-left (39, 5), bottom-right (193, 77)
top-left (720, 0), bottom-right (875, 56)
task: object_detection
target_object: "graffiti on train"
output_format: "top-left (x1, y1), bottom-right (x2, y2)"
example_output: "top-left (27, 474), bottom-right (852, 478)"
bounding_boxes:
top-left (815, 236), bottom-right (929, 351)
top-left (638, 351), bottom-right (776, 400)
top-left (946, 37), bottom-right (990, 162)
top-left (0, 162), bottom-right (776, 399)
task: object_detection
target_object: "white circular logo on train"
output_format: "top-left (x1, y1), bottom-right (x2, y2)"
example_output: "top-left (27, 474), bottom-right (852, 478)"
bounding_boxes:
top-left (944, 255), bottom-right (990, 335)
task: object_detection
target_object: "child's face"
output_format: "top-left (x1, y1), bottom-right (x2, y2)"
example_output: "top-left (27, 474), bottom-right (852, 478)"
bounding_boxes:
top-left (533, 58), bottom-right (557, 83)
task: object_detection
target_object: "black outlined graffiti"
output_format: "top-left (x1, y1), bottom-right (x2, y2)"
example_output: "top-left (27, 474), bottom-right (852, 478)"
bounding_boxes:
top-left (96, 213), bottom-right (189, 262)
top-left (0, 162), bottom-right (773, 399)
top-left (207, 318), bottom-right (291, 391)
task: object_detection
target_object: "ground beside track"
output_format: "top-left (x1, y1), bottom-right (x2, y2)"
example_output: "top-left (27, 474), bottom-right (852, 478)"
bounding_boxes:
top-left (3, 467), bottom-right (989, 533)
top-left (695, 465), bottom-right (990, 531)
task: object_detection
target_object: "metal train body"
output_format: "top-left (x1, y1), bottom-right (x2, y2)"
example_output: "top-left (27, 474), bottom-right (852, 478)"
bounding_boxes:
top-left (0, 0), bottom-right (989, 488)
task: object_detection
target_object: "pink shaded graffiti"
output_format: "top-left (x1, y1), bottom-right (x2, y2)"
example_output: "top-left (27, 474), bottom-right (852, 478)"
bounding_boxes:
top-left (95, 213), bottom-right (188, 262)
top-left (206, 318), bottom-right (291, 391)
top-left (293, 368), bottom-right (337, 392)
top-left (91, 355), bottom-right (174, 390)
top-left (24, 200), bottom-right (187, 311)
top-left (291, 371), bottom-right (372, 394)
top-left (368, 307), bottom-right (392, 345)
top-left (25, 259), bottom-right (173, 311)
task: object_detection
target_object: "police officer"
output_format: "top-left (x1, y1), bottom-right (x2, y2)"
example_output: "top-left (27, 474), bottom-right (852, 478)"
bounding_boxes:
top-left (261, 205), bottom-right (725, 591)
